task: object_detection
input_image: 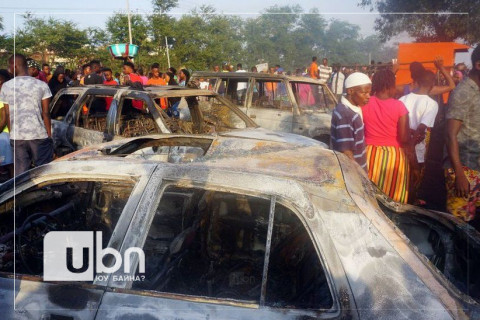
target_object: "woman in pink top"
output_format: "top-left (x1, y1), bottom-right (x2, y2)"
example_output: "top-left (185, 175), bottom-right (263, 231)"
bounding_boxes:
top-left (362, 69), bottom-right (412, 203)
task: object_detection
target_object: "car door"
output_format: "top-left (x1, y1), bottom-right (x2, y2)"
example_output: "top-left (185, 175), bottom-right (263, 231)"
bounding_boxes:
top-left (109, 91), bottom-right (166, 138)
top-left (49, 89), bottom-right (81, 155)
top-left (291, 81), bottom-right (336, 144)
top-left (70, 89), bottom-right (117, 149)
top-left (94, 171), bottom-right (352, 319)
top-left (0, 172), bottom-right (149, 319)
top-left (247, 78), bottom-right (294, 133)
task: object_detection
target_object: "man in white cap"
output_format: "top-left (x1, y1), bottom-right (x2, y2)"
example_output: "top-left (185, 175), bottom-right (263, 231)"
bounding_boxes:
top-left (330, 72), bottom-right (372, 170)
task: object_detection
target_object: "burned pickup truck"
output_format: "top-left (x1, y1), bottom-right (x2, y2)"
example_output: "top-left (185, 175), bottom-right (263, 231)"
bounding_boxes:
top-left (0, 135), bottom-right (479, 319)
top-left (50, 85), bottom-right (322, 156)
top-left (191, 72), bottom-right (337, 144)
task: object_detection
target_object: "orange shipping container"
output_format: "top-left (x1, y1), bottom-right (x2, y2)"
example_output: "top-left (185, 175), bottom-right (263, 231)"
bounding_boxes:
top-left (396, 42), bottom-right (470, 85)
top-left (396, 42), bottom-right (470, 103)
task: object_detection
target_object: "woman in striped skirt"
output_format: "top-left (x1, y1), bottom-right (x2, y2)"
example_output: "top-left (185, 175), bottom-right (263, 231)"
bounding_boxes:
top-left (362, 69), bottom-right (413, 203)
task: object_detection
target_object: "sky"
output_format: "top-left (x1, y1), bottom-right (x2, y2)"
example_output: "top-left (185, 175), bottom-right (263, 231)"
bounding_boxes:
top-left (0, 0), bottom-right (473, 65)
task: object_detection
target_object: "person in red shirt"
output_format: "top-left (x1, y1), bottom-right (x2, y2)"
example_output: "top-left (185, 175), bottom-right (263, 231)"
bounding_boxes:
top-left (103, 68), bottom-right (117, 110)
top-left (27, 59), bottom-right (47, 82)
top-left (103, 68), bottom-right (117, 86)
top-left (122, 61), bottom-right (144, 111)
top-left (362, 69), bottom-right (412, 204)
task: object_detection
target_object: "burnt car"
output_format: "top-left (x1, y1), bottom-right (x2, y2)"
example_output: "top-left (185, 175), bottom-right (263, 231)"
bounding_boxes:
top-left (191, 72), bottom-right (337, 144)
top-left (0, 135), bottom-right (479, 319)
top-left (49, 85), bottom-right (323, 156)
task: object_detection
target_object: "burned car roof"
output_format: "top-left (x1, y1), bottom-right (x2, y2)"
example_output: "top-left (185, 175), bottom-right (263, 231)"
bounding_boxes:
top-left (192, 71), bottom-right (329, 85)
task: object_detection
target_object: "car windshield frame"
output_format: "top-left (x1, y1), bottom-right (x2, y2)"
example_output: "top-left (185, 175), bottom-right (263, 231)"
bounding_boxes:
top-left (148, 91), bottom-right (258, 130)
top-left (290, 81), bottom-right (336, 114)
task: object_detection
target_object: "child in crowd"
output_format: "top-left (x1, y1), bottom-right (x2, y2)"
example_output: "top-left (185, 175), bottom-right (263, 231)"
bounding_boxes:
top-left (399, 70), bottom-right (439, 204)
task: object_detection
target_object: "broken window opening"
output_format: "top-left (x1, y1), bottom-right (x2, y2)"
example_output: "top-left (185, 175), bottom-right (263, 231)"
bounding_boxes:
top-left (0, 180), bottom-right (134, 278)
top-left (77, 94), bottom-right (113, 132)
top-left (252, 80), bottom-right (292, 110)
top-left (133, 186), bottom-right (333, 310)
top-left (50, 93), bottom-right (78, 120)
top-left (119, 97), bottom-right (160, 138)
top-left (218, 78), bottom-right (249, 108)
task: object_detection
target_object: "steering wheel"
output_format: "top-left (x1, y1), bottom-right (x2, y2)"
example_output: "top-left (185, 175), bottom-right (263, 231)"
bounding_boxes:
top-left (17, 213), bottom-right (63, 275)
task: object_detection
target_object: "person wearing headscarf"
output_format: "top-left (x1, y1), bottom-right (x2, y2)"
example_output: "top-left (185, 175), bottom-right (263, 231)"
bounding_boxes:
top-left (330, 72), bottom-right (372, 170)
top-left (48, 68), bottom-right (67, 97)
top-left (178, 68), bottom-right (190, 87)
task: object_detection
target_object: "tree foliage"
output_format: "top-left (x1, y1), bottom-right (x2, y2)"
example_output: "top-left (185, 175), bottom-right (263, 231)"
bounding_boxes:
top-left (359, 0), bottom-right (480, 45)
top-left (15, 15), bottom-right (89, 64)
top-left (5, 4), bottom-right (398, 72)
top-left (171, 6), bottom-right (244, 70)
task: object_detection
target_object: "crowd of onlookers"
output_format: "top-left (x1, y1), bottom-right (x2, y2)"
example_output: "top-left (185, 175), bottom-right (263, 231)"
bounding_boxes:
top-left (328, 47), bottom-right (480, 230)
top-left (0, 55), bottom-right (192, 181)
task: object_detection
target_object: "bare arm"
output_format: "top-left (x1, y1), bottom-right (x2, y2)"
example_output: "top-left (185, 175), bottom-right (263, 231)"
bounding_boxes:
top-left (0, 105), bottom-right (6, 132)
top-left (446, 119), bottom-right (469, 197)
top-left (397, 114), bottom-right (410, 145)
top-left (430, 57), bottom-right (455, 96)
top-left (413, 123), bottom-right (427, 145)
top-left (343, 149), bottom-right (354, 161)
top-left (42, 98), bottom-right (52, 138)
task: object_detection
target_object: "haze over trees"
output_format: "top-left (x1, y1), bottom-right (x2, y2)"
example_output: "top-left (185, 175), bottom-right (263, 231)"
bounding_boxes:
top-left (359, 0), bottom-right (480, 45)
top-left (0, 1), bottom-right (397, 70)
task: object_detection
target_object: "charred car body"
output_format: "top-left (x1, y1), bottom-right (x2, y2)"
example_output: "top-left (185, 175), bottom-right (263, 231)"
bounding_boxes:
top-left (49, 85), bottom-right (323, 156)
top-left (191, 72), bottom-right (337, 144)
top-left (0, 135), bottom-right (479, 319)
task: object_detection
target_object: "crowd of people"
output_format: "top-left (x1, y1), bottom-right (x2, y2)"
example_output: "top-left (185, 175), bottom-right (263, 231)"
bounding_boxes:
top-left (330, 46), bottom-right (480, 230)
top-left (0, 55), bottom-right (193, 181)
top-left (0, 49), bottom-right (479, 230)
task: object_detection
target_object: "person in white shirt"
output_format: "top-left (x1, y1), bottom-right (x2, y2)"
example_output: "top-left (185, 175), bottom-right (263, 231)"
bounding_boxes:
top-left (399, 70), bottom-right (439, 203)
top-left (318, 58), bottom-right (332, 83)
top-left (235, 63), bottom-right (247, 104)
top-left (330, 64), bottom-right (345, 100)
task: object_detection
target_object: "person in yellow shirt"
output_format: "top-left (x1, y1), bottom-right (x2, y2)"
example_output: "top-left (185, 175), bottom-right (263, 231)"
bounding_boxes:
top-left (0, 69), bottom-right (13, 180)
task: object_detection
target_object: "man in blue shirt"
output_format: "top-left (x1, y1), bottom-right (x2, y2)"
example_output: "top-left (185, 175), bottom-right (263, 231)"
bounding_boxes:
top-left (330, 72), bottom-right (372, 170)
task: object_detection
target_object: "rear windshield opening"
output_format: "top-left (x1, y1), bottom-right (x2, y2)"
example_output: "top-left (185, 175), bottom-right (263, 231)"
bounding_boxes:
top-left (103, 137), bottom-right (214, 163)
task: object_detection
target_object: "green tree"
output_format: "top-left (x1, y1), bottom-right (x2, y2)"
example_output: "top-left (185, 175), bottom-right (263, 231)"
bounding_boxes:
top-left (293, 8), bottom-right (327, 64)
top-left (105, 13), bottom-right (163, 70)
top-left (359, 0), bottom-right (480, 45)
top-left (322, 19), bottom-right (363, 64)
top-left (15, 15), bottom-right (89, 64)
top-left (106, 13), bottom-right (150, 45)
top-left (149, 0), bottom-right (178, 69)
top-left (0, 16), bottom-right (14, 66)
top-left (244, 5), bottom-right (304, 69)
top-left (152, 0), bottom-right (178, 14)
top-left (170, 5), bottom-right (244, 70)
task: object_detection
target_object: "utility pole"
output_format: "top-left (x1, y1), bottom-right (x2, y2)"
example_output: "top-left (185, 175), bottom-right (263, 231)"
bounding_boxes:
top-left (126, 0), bottom-right (133, 45)
top-left (165, 36), bottom-right (171, 68)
